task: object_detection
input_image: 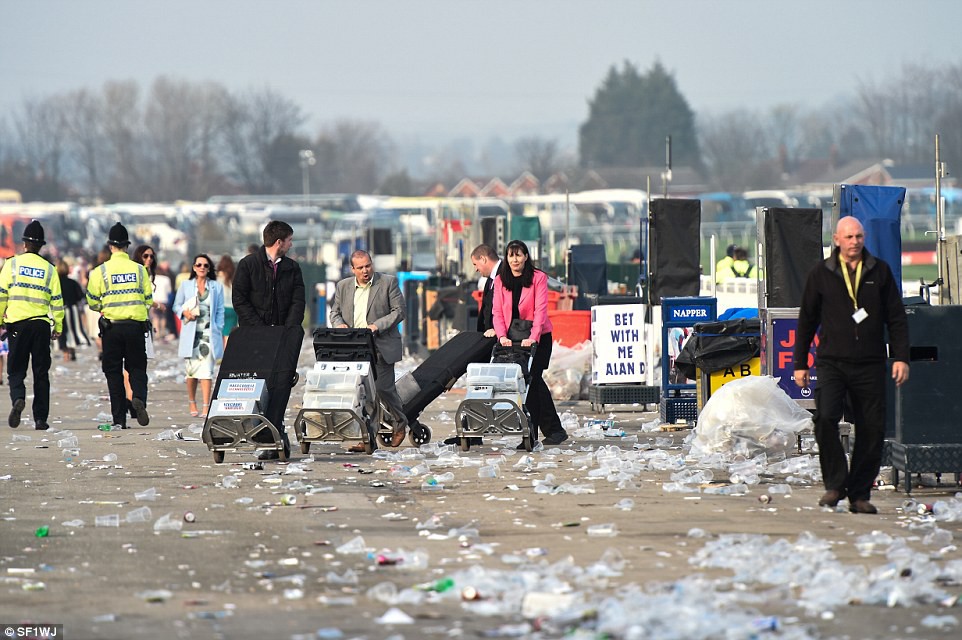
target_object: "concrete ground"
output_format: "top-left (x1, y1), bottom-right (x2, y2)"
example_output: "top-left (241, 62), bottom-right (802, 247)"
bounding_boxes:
top-left (1, 336), bottom-right (960, 640)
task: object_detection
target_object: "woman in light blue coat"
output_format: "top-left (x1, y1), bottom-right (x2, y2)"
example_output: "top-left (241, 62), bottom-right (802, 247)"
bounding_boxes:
top-left (173, 254), bottom-right (224, 417)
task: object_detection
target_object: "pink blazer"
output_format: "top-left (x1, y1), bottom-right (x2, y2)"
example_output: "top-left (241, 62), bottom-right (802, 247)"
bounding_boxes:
top-left (492, 269), bottom-right (553, 342)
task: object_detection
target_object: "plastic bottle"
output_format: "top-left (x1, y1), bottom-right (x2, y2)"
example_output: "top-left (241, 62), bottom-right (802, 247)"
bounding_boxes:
top-left (97, 423), bottom-right (113, 432)
top-left (35, 525), bottom-right (49, 538)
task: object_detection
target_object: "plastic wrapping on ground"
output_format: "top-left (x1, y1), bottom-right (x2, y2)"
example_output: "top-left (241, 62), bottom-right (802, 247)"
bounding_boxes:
top-left (691, 375), bottom-right (813, 455)
top-left (544, 339), bottom-right (591, 400)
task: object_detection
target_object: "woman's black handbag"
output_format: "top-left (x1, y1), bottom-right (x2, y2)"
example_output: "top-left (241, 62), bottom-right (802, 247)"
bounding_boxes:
top-left (507, 318), bottom-right (533, 341)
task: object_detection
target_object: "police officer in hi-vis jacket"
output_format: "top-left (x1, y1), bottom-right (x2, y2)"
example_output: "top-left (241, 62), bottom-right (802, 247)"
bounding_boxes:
top-left (0, 220), bottom-right (64, 430)
top-left (86, 223), bottom-right (153, 429)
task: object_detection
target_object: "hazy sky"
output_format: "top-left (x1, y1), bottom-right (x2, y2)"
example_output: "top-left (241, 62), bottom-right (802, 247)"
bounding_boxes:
top-left (3, 0), bottom-right (961, 146)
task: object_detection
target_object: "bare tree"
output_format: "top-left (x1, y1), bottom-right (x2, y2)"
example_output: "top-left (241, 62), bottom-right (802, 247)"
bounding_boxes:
top-left (221, 86), bottom-right (305, 194)
top-left (62, 88), bottom-right (106, 200)
top-left (144, 76), bottom-right (229, 200)
top-left (698, 110), bottom-right (778, 191)
top-left (315, 119), bottom-right (395, 193)
top-left (10, 95), bottom-right (71, 200)
top-left (515, 136), bottom-right (560, 183)
top-left (102, 80), bottom-right (145, 200)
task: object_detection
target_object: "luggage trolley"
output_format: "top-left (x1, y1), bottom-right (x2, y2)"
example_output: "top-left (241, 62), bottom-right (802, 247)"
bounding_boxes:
top-left (203, 325), bottom-right (304, 463)
top-left (454, 343), bottom-right (537, 452)
top-left (295, 328), bottom-right (381, 454)
top-left (393, 331), bottom-right (496, 447)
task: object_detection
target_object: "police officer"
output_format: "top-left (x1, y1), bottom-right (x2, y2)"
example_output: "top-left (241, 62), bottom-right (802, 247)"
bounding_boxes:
top-left (0, 220), bottom-right (64, 430)
top-left (86, 223), bottom-right (153, 429)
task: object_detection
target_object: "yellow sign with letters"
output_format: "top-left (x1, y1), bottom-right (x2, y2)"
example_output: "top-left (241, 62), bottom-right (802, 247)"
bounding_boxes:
top-left (708, 357), bottom-right (761, 395)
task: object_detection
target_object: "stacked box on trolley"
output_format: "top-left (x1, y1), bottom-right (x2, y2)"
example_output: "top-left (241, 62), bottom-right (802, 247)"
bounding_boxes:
top-left (300, 362), bottom-right (374, 440)
top-left (464, 363), bottom-right (525, 410)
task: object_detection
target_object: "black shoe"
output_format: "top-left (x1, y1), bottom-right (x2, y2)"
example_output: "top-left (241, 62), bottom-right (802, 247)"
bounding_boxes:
top-left (542, 431), bottom-right (569, 446)
top-left (35, 421), bottom-right (49, 431)
top-left (8, 398), bottom-right (25, 428)
top-left (517, 440), bottom-right (537, 450)
top-left (443, 436), bottom-right (482, 446)
top-left (818, 489), bottom-right (846, 507)
top-left (849, 499), bottom-right (878, 514)
top-left (131, 398), bottom-right (149, 426)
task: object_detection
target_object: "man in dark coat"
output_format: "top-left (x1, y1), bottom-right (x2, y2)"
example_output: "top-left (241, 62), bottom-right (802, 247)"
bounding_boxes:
top-left (233, 220), bottom-right (305, 459)
top-left (793, 216), bottom-right (909, 514)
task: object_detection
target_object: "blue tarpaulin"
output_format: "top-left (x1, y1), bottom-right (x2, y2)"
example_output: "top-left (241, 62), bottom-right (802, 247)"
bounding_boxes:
top-left (839, 184), bottom-right (906, 285)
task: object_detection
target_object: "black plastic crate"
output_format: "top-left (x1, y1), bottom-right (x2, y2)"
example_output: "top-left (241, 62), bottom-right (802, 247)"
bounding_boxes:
top-left (660, 396), bottom-right (698, 424)
top-left (589, 384), bottom-right (660, 412)
top-left (312, 327), bottom-right (377, 365)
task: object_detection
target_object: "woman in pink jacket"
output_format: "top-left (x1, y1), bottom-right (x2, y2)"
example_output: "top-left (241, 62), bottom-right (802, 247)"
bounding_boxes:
top-left (492, 240), bottom-right (568, 447)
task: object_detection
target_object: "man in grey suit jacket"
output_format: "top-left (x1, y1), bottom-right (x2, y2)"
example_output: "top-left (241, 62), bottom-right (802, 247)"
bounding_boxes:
top-left (330, 250), bottom-right (409, 449)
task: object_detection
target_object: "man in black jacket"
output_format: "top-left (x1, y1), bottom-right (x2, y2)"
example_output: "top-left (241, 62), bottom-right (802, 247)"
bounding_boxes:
top-left (471, 243), bottom-right (501, 336)
top-left (233, 220), bottom-right (306, 459)
top-left (793, 216), bottom-right (909, 514)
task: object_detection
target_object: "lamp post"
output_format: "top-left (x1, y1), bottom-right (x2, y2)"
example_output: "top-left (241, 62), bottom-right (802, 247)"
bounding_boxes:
top-left (299, 150), bottom-right (315, 206)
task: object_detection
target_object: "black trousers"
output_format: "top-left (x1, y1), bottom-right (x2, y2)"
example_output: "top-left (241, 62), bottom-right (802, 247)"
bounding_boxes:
top-left (526, 332), bottom-right (563, 441)
top-left (813, 358), bottom-right (886, 502)
top-left (102, 320), bottom-right (148, 426)
top-left (7, 319), bottom-right (52, 422)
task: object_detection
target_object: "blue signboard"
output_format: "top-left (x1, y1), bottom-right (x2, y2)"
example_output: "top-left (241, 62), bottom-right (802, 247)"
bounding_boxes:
top-left (771, 317), bottom-right (817, 401)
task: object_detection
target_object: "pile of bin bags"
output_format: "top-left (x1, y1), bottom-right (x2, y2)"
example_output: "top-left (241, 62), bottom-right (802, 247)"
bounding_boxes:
top-left (692, 375), bottom-right (814, 455)
top-left (676, 319), bottom-right (813, 454)
top-left (673, 318), bottom-right (761, 383)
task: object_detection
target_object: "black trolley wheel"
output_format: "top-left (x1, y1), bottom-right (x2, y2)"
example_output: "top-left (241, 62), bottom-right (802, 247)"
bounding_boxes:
top-left (522, 436), bottom-right (533, 452)
top-left (212, 450), bottom-right (225, 464)
top-left (300, 440), bottom-right (310, 454)
top-left (459, 415), bottom-right (471, 452)
top-left (377, 432), bottom-right (393, 447)
top-left (410, 422), bottom-right (431, 446)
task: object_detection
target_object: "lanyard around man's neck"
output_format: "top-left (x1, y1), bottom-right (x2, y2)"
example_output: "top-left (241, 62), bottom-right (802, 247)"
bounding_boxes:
top-left (841, 259), bottom-right (862, 310)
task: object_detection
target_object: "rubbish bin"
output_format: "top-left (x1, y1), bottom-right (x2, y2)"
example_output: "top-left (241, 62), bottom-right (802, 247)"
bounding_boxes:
top-left (674, 318), bottom-right (761, 411)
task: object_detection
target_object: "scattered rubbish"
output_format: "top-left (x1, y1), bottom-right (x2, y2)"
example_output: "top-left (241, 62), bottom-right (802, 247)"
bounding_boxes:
top-left (375, 607), bottom-right (414, 625)
top-left (35, 525), bottom-right (50, 538)
top-left (134, 488), bottom-right (157, 501)
top-left (153, 513), bottom-right (184, 532)
top-left (125, 507), bottom-right (152, 523)
top-left (95, 514), bottom-right (120, 528)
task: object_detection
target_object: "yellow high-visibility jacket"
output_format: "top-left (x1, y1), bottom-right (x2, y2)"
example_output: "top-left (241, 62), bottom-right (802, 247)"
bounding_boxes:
top-left (0, 252), bottom-right (64, 333)
top-left (86, 253), bottom-right (152, 321)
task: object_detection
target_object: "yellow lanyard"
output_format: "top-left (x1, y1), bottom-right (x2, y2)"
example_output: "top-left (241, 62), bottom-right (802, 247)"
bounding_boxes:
top-left (841, 260), bottom-right (862, 310)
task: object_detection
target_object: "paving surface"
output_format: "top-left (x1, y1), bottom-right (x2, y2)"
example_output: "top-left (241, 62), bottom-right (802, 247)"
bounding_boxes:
top-left (1, 336), bottom-right (961, 640)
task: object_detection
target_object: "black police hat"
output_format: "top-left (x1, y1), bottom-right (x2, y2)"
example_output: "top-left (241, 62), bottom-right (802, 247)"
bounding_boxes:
top-left (22, 220), bottom-right (45, 246)
top-left (108, 223), bottom-right (131, 247)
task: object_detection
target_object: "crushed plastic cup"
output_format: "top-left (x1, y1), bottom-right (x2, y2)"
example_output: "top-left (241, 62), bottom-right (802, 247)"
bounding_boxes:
top-left (11, 434), bottom-right (32, 442)
top-left (153, 513), bottom-right (184, 532)
top-left (586, 523), bottom-right (618, 537)
top-left (57, 436), bottom-right (79, 449)
top-left (478, 464), bottom-right (501, 479)
top-left (95, 514), bottom-right (120, 528)
top-left (125, 506), bottom-right (152, 523)
top-left (102, 453), bottom-right (118, 462)
top-left (62, 448), bottom-right (80, 461)
top-left (221, 475), bottom-right (239, 489)
top-left (134, 487), bottom-right (157, 501)
top-left (614, 498), bottom-right (635, 511)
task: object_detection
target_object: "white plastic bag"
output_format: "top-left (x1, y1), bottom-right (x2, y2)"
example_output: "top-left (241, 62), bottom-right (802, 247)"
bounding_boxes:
top-left (692, 376), bottom-right (813, 454)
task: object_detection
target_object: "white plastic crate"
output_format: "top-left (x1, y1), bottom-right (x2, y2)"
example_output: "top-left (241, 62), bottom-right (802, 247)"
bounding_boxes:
top-left (302, 390), bottom-right (360, 410)
top-left (466, 363), bottom-right (523, 391)
top-left (305, 371), bottom-right (362, 392)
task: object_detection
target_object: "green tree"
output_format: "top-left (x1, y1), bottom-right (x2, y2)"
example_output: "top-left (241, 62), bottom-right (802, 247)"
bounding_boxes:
top-left (579, 60), bottom-right (699, 169)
